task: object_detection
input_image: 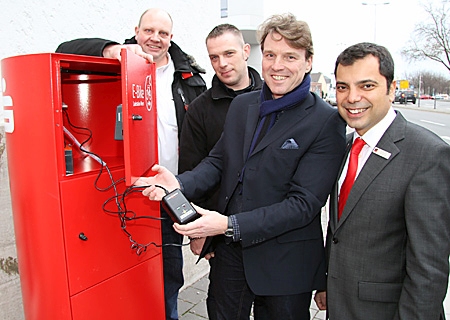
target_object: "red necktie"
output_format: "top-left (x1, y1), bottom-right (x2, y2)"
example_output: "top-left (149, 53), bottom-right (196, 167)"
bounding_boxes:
top-left (338, 138), bottom-right (365, 220)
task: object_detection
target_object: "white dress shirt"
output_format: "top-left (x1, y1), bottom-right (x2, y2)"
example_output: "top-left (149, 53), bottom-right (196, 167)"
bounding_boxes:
top-left (338, 107), bottom-right (397, 191)
top-left (156, 54), bottom-right (179, 175)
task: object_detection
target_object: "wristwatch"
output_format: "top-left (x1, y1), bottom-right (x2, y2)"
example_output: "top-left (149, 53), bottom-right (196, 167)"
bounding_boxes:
top-left (224, 216), bottom-right (234, 237)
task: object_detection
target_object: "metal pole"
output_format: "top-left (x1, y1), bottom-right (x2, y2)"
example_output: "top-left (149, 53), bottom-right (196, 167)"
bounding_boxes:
top-left (361, 2), bottom-right (390, 42)
top-left (418, 74), bottom-right (421, 108)
top-left (433, 88), bottom-right (437, 109)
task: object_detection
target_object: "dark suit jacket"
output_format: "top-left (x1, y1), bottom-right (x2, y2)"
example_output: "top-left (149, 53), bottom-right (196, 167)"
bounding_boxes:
top-left (179, 90), bottom-right (346, 295)
top-left (326, 112), bottom-right (450, 319)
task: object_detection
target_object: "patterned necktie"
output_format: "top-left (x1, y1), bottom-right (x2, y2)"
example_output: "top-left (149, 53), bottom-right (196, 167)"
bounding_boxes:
top-left (338, 138), bottom-right (365, 220)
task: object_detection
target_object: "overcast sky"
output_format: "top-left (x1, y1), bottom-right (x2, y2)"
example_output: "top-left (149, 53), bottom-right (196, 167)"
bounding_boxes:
top-left (263, 0), bottom-right (446, 80)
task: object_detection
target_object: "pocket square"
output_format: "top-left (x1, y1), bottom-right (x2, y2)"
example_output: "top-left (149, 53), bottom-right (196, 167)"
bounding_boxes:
top-left (281, 138), bottom-right (299, 149)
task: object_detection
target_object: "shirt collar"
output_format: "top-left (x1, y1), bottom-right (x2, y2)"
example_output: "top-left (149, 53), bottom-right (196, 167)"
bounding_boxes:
top-left (353, 107), bottom-right (396, 149)
top-left (157, 53), bottom-right (172, 72)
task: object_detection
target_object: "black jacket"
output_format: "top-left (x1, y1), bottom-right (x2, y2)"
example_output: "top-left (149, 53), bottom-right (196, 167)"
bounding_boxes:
top-left (179, 67), bottom-right (262, 209)
top-left (56, 37), bottom-right (207, 148)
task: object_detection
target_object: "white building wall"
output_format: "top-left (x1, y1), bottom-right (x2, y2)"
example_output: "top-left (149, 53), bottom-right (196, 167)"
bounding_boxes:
top-left (0, 1), bottom-right (220, 319)
top-left (221, 0), bottom-right (263, 75)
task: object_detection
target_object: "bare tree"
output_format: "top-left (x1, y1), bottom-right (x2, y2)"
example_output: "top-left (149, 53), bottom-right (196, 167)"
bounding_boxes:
top-left (406, 70), bottom-right (450, 94)
top-left (401, 1), bottom-right (450, 72)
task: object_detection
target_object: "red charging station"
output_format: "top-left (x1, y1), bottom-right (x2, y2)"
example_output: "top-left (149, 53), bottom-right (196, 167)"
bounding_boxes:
top-left (2, 49), bottom-right (165, 319)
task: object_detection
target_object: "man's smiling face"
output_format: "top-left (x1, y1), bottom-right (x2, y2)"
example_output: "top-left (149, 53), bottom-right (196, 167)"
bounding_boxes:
top-left (261, 31), bottom-right (312, 99)
top-left (335, 54), bottom-right (396, 136)
top-left (135, 9), bottom-right (173, 67)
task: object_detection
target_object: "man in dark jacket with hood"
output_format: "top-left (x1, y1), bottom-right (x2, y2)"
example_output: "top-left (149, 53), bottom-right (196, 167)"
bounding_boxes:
top-left (56, 8), bottom-right (206, 320)
top-left (180, 24), bottom-right (262, 213)
top-left (178, 23), bottom-right (262, 319)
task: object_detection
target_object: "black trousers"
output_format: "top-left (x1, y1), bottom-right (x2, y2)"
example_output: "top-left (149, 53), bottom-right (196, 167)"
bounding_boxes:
top-left (161, 207), bottom-right (183, 320)
top-left (208, 238), bottom-right (312, 320)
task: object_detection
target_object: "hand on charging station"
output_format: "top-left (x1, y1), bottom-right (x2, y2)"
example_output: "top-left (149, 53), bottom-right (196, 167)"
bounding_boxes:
top-left (103, 43), bottom-right (154, 63)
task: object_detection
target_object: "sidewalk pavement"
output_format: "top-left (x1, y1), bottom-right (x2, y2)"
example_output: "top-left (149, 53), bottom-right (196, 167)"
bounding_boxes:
top-left (177, 205), bottom-right (450, 319)
top-left (394, 99), bottom-right (450, 114)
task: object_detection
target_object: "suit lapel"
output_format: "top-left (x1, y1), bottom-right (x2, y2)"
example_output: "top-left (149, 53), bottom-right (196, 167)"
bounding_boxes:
top-left (330, 135), bottom-right (353, 231)
top-left (249, 93), bottom-right (313, 157)
top-left (336, 112), bottom-right (407, 228)
top-left (243, 100), bottom-right (261, 161)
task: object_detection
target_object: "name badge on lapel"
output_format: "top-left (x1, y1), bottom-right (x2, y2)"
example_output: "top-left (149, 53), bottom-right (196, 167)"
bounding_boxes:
top-left (372, 147), bottom-right (391, 159)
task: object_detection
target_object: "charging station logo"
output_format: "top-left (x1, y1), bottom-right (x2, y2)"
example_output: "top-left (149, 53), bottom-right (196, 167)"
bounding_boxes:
top-left (2, 77), bottom-right (14, 133)
top-left (145, 75), bottom-right (153, 112)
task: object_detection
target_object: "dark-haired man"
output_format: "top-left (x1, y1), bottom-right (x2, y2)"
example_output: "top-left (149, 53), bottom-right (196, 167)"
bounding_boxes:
top-left (314, 42), bottom-right (450, 320)
top-left (179, 23), bottom-right (263, 319)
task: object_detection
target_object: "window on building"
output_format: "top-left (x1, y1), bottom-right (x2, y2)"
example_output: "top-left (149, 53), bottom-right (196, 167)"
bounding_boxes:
top-left (221, 0), bottom-right (228, 18)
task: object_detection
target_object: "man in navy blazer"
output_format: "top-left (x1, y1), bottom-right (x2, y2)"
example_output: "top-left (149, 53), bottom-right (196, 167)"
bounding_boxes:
top-left (138, 13), bottom-right (346, 319)
top-left (314, 43), bottom-right (450, 319)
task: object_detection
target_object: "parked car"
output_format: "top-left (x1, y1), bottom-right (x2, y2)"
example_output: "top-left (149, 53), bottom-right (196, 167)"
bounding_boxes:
top-left (420, 94), bottom-right (432, 100)
top-left (434, 94), bottom-right (449, 100)
top-left (325, 91), bottom-right (337, 106)
top-left (394, 90), bottom-right (417, 104)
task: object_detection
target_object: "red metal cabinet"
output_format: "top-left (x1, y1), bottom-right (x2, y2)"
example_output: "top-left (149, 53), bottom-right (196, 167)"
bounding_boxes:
top-left (2, 50), bottom-right (164, 319)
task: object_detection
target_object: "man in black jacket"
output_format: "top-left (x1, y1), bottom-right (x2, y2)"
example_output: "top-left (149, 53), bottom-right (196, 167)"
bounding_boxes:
top-left (56, 8), bottom-right (206, 320)
top-left (180, 24), bottom-right (262, 215)
top-left (178, 24), bottom-right (262, 319)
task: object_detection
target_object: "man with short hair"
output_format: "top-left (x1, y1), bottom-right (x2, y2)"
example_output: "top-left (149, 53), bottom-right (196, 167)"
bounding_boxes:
top-left (178, 23), bottom-right (263, 319)
top-left (180, 23), bottom-right (262, 236)
top-left (56, 8), bottom-right (206, 320)
top-left (314, 42), bottom-right (450, 320)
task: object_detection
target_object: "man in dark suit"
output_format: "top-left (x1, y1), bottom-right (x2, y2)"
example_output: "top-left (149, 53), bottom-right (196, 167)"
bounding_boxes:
top-left (137, 13), bottom-right (346, 319)
top-left (314, 42), bottom-right (450, 319)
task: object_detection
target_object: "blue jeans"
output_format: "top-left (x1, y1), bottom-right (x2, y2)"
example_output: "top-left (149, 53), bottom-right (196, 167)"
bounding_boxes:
top-left (161, 207), bottom-right (184, 320)
top-left (208, 238), bottom-right (311, 320)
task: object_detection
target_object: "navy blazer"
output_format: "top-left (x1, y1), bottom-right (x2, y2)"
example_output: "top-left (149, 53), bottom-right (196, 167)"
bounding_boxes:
top-left (179, 90), bottom-right (346, 295)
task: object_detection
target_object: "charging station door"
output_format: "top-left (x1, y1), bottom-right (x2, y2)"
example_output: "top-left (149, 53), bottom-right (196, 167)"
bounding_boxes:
top-left (121, 48), bottom-right (157, 186)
